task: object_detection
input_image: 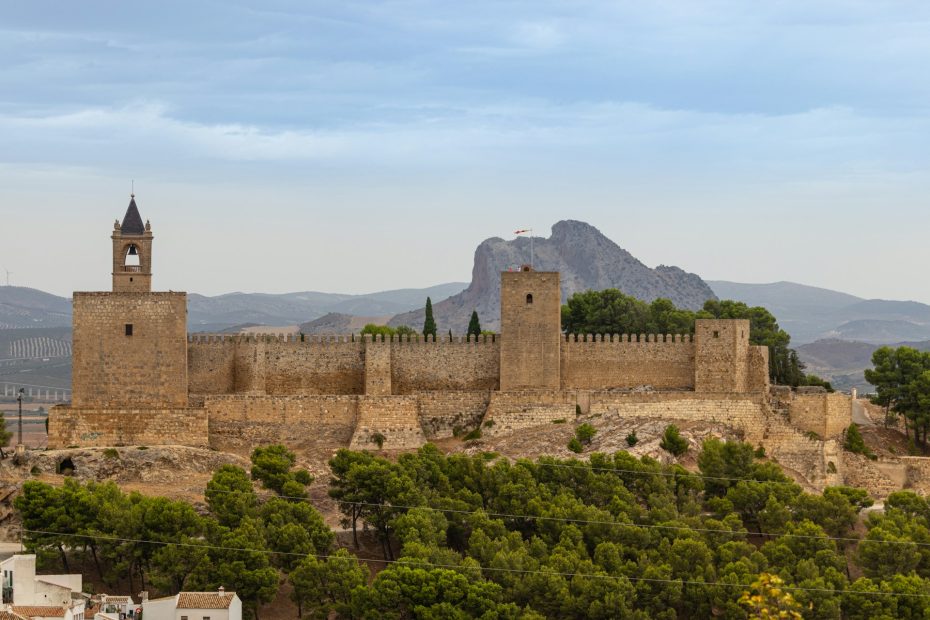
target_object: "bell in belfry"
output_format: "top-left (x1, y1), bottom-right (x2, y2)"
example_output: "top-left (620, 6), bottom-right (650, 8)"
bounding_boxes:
top-left (128, 244), bottom-right (138, 256)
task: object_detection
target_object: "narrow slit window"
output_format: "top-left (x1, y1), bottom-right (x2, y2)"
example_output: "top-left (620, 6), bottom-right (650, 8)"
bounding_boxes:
top-left (125, 324), bottom-right (133, 336)
top-left (526, 293), bottom-right (533, 305)
top-left (713, 330), bottom-right (719, 338)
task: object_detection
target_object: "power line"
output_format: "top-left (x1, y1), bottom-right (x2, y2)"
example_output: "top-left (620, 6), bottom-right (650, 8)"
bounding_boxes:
top-left (19, 528), bottom-right (930, 600)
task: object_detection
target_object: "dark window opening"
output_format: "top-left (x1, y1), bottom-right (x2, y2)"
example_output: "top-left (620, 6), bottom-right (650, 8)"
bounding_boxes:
top-left (526, 293), bottom-right (533, 305)
top-left (129, 277), bottom-right (133, 282)
top-left (125, 324), bottom-right (133, 336)
top-left (713, 330), bottom-right (719, 338)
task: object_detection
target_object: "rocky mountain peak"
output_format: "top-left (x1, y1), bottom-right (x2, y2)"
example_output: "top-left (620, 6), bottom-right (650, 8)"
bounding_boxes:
top-left (390, 220), bottom-right (716, 332)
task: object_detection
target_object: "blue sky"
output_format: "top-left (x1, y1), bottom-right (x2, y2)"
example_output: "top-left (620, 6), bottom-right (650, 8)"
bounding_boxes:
top-left (2, 1), bottom-right (929, 301)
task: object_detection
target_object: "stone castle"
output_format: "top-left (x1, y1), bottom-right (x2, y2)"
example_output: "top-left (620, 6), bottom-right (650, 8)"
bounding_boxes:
top-left (50, 198), bottom-right (858, 489)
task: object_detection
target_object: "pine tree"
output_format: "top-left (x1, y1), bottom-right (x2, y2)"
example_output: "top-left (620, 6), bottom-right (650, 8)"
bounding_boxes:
top-left (423, 297), bottom-right (436, 339)
top-left (467, 310), bottom-right (482, 339)
top-left (422, 297), bottom-right (437, 339)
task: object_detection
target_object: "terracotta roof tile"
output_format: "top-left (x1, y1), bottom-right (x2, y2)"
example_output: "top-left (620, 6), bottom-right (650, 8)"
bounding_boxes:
top-left (177, 592), bottom-right (235, 609)
top-left (9, 606), bottom-right (66, 618)
top-left (0, 611), bottom-right (29, 620)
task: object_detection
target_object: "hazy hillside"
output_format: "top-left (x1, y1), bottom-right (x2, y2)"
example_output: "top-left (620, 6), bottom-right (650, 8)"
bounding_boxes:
top-left (187, 282), bottom-right (467, 331)
top-left (0, 286), bottom-right (71, 328)
top-left (797, 338), bottom-right (930, 393)
top-left (709, 280), bottom-right (930, 345)
top-left (391, 220), bottom-right (716, 332)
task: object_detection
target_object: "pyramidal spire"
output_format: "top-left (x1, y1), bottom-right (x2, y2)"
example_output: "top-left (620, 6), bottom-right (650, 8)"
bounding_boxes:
top-left (121, 193), bottom-right (145, 235)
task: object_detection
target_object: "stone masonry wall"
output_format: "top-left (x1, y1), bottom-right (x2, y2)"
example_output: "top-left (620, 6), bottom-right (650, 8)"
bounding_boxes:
top-left (187, 335), bottom-right (499, 396)
top-left (349, 396), bottom-right (425, 450)
top-left (560, 334), bottom-right (695, 390)
top-left (204, 394), bottom-right (359, 456)
top-left (48, 405), bottom-right (208, 449)
top-left (72, 292), bottom-right (188, 407)
top-left (390, 338), bottom-right (500, 393)
top-left (483, 390), bottom-right (578, 436)
top-left (788, 392), bottom-right (851, 439)
top-left (188, 336), bottom-right (237, 393)
top-left (416, 390), bottom-right (492, 439)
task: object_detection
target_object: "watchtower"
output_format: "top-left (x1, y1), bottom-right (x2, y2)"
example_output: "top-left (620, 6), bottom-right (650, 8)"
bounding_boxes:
top-left (499, 267), bottom-right (561, 390)
top-left (70, 196), bottom-right (188, 407)
top-left (694, 318), bottom-right (750, 393)
top-left (112, 195), bottom-right (153, 292)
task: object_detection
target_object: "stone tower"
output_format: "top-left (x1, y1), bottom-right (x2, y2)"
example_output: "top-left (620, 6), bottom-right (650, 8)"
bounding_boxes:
top-left (499, 267), bottom-right (561, 390)
top-left (694, 318), bottom-right (750, 393)
top-left (111, 195), bottom-right (153, 293)
top-left (70, 196), bottom-right (188, 408)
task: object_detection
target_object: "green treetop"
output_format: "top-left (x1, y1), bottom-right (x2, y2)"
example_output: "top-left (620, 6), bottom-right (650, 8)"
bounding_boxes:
top-left (467, 310), bottom-right (482, 339)
top-left (422, 297), bottom-right (437, 338)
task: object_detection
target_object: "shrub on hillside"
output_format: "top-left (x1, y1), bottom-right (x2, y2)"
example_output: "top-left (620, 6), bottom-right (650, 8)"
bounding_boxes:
top-left (660, 424), bottom-right (689, 456)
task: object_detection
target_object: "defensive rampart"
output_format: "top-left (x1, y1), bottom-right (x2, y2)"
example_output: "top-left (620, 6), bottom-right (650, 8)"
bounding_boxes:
top-left (48, 406), bottom-right (208, 449)
top-left (560, 334), bottom-right (695, 390)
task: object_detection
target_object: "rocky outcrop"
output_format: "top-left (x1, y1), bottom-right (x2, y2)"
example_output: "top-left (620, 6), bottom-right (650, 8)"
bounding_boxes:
top-left (390, 220), bottom-right (715, 332)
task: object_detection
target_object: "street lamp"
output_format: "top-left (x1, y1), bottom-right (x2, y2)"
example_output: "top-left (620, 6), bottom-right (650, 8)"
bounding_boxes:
top-left (16, 388), bottom-right (23, 448)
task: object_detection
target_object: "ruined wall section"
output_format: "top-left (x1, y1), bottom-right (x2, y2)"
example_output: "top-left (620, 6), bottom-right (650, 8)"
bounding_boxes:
top-left (350, 396), bottom-right (425, 450)
top-left (561, 334), bottom-right (695, 390)
top-left (48, 406), bottom-right (207, 449)
top-left (788, 392), bottom-right (852, 439)
top-left (204, 394), bottom-right (358, 456)
top-left (416, 390), bottom-right (491, 439)
top-left (72, 292), bottom-right (188, 407)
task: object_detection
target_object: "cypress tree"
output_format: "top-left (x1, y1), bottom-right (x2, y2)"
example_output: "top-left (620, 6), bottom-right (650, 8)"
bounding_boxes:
top-left (422, 297), bottom-right (437, 338)
top-left (467, 310), bottom-right (482, 339)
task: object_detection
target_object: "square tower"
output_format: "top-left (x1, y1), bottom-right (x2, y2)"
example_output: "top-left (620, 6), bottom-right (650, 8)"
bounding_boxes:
top-left (694, 318), bottom-right (750, 393)
top-left (70, 195), bottom-right (188, 407)
top-left (499, 268), bottom-right (561, 390)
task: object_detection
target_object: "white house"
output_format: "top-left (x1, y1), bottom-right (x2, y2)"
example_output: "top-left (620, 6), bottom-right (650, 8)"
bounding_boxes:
top-left (0, 555), bottom-right (85, 620)
top-left (92, 595), bottom-right (136, 619)
top-left (141, 590), bottom-right (240, 620)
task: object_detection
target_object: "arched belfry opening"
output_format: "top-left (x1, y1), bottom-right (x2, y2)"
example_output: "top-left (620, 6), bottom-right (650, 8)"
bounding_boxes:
top-left (124, 244), bottom-right (141, 267)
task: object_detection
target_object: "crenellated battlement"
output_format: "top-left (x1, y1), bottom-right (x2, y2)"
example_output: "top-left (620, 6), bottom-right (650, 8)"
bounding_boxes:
top-left (187, 332), bottom-right (498, 345)
top-left (563, 333), bottom-right (694, 343)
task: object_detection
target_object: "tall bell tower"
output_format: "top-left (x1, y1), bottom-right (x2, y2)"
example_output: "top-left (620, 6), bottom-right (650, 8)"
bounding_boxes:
top-left (111, 194), bottom-right (153, 292)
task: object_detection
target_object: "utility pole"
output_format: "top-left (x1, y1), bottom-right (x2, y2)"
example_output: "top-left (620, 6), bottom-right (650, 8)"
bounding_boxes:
top-left (17, 388), bottom-right (23, 449)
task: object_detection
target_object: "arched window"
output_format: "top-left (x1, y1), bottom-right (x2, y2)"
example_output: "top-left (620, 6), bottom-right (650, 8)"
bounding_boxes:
top-left (526, 293), bottom-right (533, 305)
top-left (124, 244), bottom-right (141, 267)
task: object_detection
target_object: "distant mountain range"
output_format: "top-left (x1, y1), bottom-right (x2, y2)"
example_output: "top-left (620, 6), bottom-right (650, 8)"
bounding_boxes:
top-left (707, 281), bottom-right (930, 345)
top-left (795, 338), bottom-right (930, 393)
top-left (186, 282), bottom-right (468, 332)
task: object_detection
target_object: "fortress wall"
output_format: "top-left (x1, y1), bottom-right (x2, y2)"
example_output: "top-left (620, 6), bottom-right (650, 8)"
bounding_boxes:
top-left (560, 335), bottom-right (695, 390)
top-left (204, 394), bottom-right (358, 456)
top-left (483, 390), bottom-right (579, 436)
top-left (390, 338), bottom-right (500, 393)
top-left (349, 396), bottom-right (425, 450)
top-left (416, 390), bottom-right (492, 439)
top-left (589, 392), bottom-right (768, 441)
top-left (788, 392), bottom-right (851, 439)
top-left (188, 336), bottom-right (237, 393)
top-left (223, 336), bottom-right (366, 395)
top-left (48, 405), bottom-right (208, 449)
